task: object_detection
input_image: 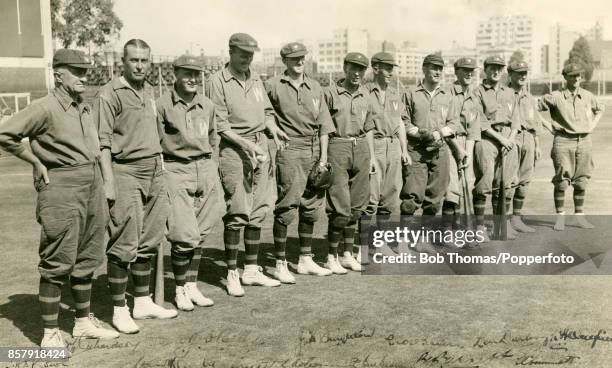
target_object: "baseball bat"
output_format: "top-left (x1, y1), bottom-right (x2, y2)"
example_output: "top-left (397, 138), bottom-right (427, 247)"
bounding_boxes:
top-left (493, 152), bottom-right (508, 240)
top-left (460, 168), bottom-right (473, 230)
top-left (154, 241), bottom-right (164, 305)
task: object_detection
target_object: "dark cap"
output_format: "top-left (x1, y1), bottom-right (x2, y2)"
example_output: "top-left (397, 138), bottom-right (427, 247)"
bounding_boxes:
top-left (229, 33), bottom-right (260, 52)
top-left (454, 57), bottom-right (477, 69)
top-left (371, 52), bottom-right (398, 66)
top-left (280, 42), bottom-right (308, 58)
top-left (562, 63), bottom-right (583, 76)
top-left (344, 52), bottom-right (369, 68)
top-left (52, 49), bottom-right (94, 69)
top-left (508, 61), bottom-right (529, 73)
top-left (484, 55), bottom-right (506, 67)
top-left (173, 54), bottom-right (203, 71)
top-left (423, 54), bottom-right (445, 67)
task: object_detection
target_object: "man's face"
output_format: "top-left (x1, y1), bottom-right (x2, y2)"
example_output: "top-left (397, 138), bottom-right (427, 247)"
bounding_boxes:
top-left (283, 56), bottom-right (305, 75)
top-left (343, 62), bottom-right (366, 86)
top-left (454, 68), bottom-right (475, 87)
top-left (229, 48), bottom-right (254, 74)
top-left (55, 66), bottom-right (88, 95)
top-left (423, 64), bottom-right (443, 84)
top-left (122, 46), bottom-right (150, 83)
top-left (174, 68), bottom-right (200, 94)
top-left (509, 70), bottom-right (528, 88)
top-left (564, 73), bottom-right (582, 88)
top-left (373, 63), bottom-right (394, 84)
top-left (485, 65), bottom-right (504, 83)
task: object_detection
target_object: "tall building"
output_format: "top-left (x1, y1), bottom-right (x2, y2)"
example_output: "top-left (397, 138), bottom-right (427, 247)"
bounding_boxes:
top-left (394, 47), bottom-right (428, 80)
top-left (440, 47), bottom-right (480, 83)
top-left (548, 23), bottom-right (579, 76)
top-left (262, 47), bottom-right (281, 68)
top-left (585, 19), bottom-right (604, 41)
top-left (541, 45), bottom-right (549, 74)
top-left (317, 28), bottom-right (369, 73)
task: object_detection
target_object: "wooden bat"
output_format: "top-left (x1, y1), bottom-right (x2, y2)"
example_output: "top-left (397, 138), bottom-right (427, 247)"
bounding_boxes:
top-left (154, 242), bottom-right (164, 305)
top-left (460, 168), bottom-right (473, 231)
top-left (494, 152), bottom-right (508, 240)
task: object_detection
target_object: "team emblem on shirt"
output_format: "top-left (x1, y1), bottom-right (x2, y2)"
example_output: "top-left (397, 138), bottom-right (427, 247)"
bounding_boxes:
top-left (253, 87), bottom-right (264, 103)
top-left (392, 101), bottom-right (398, 111)
top-left (312, 98), bottom-right (320, 111)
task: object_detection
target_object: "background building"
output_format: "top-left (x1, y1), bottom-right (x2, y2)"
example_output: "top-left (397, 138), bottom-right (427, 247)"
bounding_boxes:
top-left (548, 23), bottom-right (579, 77)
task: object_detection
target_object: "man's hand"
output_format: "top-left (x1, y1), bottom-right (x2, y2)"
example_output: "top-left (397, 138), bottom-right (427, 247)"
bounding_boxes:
top-left (104, 180), bottom-right (116, 204)
top-left (369, 160), bottom-right (377, 175)
top-left (498, 137), bottom-right (514, 152)
top-left (401, 151), bottom-right (411, 166)
top-left (33, 162), bottom-right (49, 185)
top-left (535, 143), bottom-right (541, 162)
top-left (268, 125), bottom-right (290, 151)
top-left (245, 141), bottom-right (268, 164)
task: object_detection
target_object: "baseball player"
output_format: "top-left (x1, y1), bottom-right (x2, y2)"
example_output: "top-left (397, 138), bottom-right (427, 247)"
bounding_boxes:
top-left (96, 39), bottom-right (177, 334)
top-left (207, 33), bottom-right (289, 296)
top-left (472, 56), bottom-right (520, 241)
top-left (538, 63), bottom-right (604, 230)
top-left (441, 57), bottom-right (480, 236)
top-left (507, 61), bottom-right (541, 233)
top-left (156, 55), bottom-right (224, 310)
top-left (324, 52), bottom-right (377, 273)
top-left (400, 54), bottom-right (458, 245)
top-left (265, 42), bottom-right (335, 282)
top-left (0, 49), bottom-right (119, 347)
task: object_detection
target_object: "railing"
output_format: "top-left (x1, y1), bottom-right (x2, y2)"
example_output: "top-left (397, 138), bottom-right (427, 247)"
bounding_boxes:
top-left (0, 93), bottom-right (31, 114)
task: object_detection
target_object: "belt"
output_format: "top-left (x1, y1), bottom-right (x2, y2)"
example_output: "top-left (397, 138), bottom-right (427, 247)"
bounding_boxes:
top-left (491, 123), bottom-right (511, 132)
top-left (555, 131), bottom-right (589, 139)
top-left (46, 160), bottom-right (98, 171)
top-left (113, 155), bottom-right (160, 164)
top-left (374, 135), bottom-right (398, 140)
top-left (329, 135), bottom-right (366, 145)
top-left (162, 153), bottom-right (211, 163)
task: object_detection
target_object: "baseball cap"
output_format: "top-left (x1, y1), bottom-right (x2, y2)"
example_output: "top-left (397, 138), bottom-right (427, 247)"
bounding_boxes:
top-left (173, 55), bottom-right (203, 71)
top-left (229, 33), bottom-right (260, 52)
top-left (454, 57), bottom-right (477, 69)
top-left (508, 61), bottom-right (529, 73)
top-left (52, 49), bottom-right (94, 69)
top-left (280, 42), bottom-right (308, 58)
top-left (562, 63), bottom-right (583, 76)
top-left (371, 52), bottom-right (398, 67)
top-left (423, 54), bottom-right (445, 67)
top-left (344, 52), bottom-right (369, 68)
top-left (484, 55), bottom-right (506, 67)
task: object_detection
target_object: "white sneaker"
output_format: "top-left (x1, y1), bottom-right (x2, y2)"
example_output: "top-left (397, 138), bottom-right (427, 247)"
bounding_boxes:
top-left (226, 269), bottom-right (245, 297)
top-left (73, 313), bottom-right (120, 339)
top-left (175, 286), bottom-right (194, 311)
top-left (184, 282), bottom-right (214, 306)
top-left (241, 265), bottom-right (281, 287)
top-left (339, 252), bottom-right (362, 271)
top-left (271, 260), bottom-right (296, 284)
top-left (132, 296), bottom-right (178, 320)
top-left (324, 255), bottom-right (348, 275)
top-left (355, 247), bottom-right (369, 265)
top-left (297, 255), bottom-right (332, 276)
top-left (112, 306), bottom-right (140, 334)
top-left (41, 328), bottom-right (67, 348)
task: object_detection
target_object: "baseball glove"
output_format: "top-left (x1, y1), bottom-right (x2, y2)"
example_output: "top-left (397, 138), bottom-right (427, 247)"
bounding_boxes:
top-left (307, 162), bottom-right (333, 190)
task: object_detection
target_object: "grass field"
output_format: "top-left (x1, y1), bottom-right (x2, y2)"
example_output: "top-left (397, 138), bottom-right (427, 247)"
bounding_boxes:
top-left (1, 101), bottom-right (612, 367)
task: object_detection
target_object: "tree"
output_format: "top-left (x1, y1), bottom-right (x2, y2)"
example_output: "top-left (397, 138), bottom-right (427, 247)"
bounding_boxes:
top-left (565, 36), bottom-right (595, 82)
top-left (508, 50), bottom-right (524, 65)
top-left (51, 0), bottom-right (123, 50)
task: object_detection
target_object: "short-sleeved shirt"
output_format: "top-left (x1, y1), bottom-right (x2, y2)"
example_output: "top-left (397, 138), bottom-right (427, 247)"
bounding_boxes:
top-left (513, 88), bottom-right (541, 135)
top-left (206, 67), bottom-right (274, 136)
top-left (0, 89), bottom-right (99, 168)
top-left (95, 77), bottom-right (162, 160)
top-left (402, 83), bottom-right (458, 137)
top-left (366, 82), bottom-right (406, 138)
top-left (473, 80), bottom-right (520, 132)
top-left (324, 81), bottom-right (377, 138)
top-left (538, 87), bottom-right (604, 134)
top-left (264, 73), bottom-right (335, 138)
top-left (450, 83), bottom-right (480, 141)
top-left (156, 89), bottom-right (216, 160)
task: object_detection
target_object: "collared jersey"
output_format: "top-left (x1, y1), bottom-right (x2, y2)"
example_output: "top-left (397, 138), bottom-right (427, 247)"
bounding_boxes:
top-left (206, 67), bottom-right (274, 136)
top-left (156, 89), bottom-right (216, 159)
top-left (538, 87), bottom-right (604, 134)
top-left (366, 82), bottom-right (406, 138)
top-left (265, 73), bottom-right (335, 138)
top-left (473, 81), bottom-right (520, 132)
top-left (512, 87), bottom-right (541, 135)
top-left (0, 89), bottom-right (99, 168)
top-left (95, 77), bottom-right (162, 160)
top-left (450, 82), bottom-right (480, 141)
top-left (323, 81), bottom-right (377, 138)
top-left (402, 83), bottom-right (458, 134)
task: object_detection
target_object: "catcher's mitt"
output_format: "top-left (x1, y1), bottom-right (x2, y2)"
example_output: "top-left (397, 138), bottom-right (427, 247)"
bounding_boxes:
top-left (307, 162), bottom-right (333, 190)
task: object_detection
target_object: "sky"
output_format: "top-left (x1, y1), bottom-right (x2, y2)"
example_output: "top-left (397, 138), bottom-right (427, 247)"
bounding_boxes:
top-left (112, 0), bottom-right (612, 58)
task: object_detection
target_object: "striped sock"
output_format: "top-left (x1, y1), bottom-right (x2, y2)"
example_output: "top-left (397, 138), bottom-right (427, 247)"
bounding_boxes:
top-left (328, 227), bottom-right (342, 257)
top-left (343, 226), bottom-right (356, 255)
top-left (442, 201), bottom-right (456, 216)
top-left (513, 193), bottom-right (525, 215)
top-left (505, 197), bottom-right (512, 215)
top-left (573, 189), bottom-right (586, 213)
top-left (171, 249), bottom-right (192, 287)
top-left (473, 195), bottom-right (486, 226)
top-left (186, 247), bottom-right (202, 283)
top-left (39, 278), bottom-right (62, 328)
top-left (244, 227), bottom-right (260, 266)
top-left (554, 189), bottom-right (565, 213)
top-left (273, 219), bottom-right (288, 260)
top-left (107, 260), bottom-right (128, 307)
top-left (70, 276), bottom-right (92, 319)
top-left (298, 220), bottom-right (314, 255)
top-left (224, 228), bottom-right (240, 271)
top-left (131, 259), bottom-right (151, 298)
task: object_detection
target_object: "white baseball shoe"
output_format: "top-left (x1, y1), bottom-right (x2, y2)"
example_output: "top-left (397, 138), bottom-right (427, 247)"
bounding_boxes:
top-left (184, 282), bottom-right (214, 306)
top-left (175, 286), bottom-right (194, 311)
top-left (112, 306), bottom-right (140, 334)
top-left (271, 260), bottom-right (296, 284)
top-left (132, 296), bottom-right (178, 320)
top-left (73, 313), bottom-right (120, 339)
top-left (297, 254), bottom-right (332, 276)
top-left (41, 328), bottom-right (67, 348)
top-left (324, 255), bottom-right (348, 275)
top-left (241, 265), bottom-right (281, 287)
top-left (226, 269), bottom-right (245, 297)
top-left (339, 252), bottom-right (362, 271)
